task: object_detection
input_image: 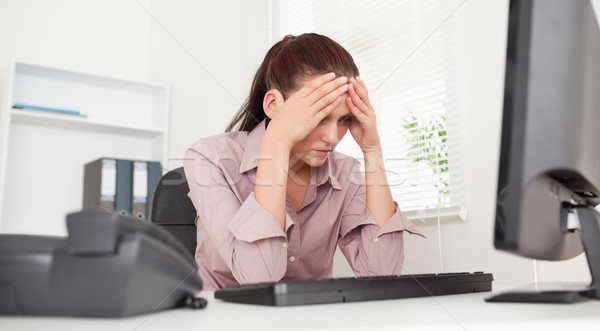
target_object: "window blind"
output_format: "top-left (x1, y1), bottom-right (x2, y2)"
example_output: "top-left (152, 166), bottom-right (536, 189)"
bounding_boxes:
top-left (269, 0), bottom-right (466, 220)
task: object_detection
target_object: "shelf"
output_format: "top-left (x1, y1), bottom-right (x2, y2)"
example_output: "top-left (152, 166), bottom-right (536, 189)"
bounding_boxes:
top-left (14, 60), bottom-right (168, 90)
top-left (0, 61), bottom-right (170, 235)
top-left (12, 62), bottom-right (168, 130)
top-left (10, 108), bottom-right (165, 137)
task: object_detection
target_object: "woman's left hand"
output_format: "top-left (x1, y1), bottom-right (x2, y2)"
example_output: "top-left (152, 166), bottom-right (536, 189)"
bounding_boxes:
top-left (346, 76), bottom-right (381, 154)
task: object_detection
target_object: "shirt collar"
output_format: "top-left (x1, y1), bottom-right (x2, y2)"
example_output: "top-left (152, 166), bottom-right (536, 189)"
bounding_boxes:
top-left (239, 119), bottom-right (342, 191)
top-left (313, 156), bottom-right (343, 190)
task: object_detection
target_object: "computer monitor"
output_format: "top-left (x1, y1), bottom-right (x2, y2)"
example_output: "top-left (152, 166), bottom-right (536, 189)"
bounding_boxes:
top-left (488, 0), bottom-right (600, 303)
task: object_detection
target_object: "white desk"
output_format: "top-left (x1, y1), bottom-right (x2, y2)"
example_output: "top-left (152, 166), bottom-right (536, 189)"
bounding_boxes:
top-left (2, 285), bottom-right (600, 331)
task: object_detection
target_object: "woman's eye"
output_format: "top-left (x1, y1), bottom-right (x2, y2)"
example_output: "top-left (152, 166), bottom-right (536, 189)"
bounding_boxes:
top-left (339, 117), bottom-right (351, 125)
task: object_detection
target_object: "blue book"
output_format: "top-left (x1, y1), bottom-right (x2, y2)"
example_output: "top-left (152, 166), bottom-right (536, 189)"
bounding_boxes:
top-left (13, 103), bottom-right (86, 117)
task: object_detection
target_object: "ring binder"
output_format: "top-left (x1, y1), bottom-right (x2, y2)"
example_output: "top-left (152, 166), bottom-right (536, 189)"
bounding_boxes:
top-left (83, 158), bottom-right (117, 212)
top-left (84, 158), bottom-right (162, 221)
top-left (132, 161), bottom-right (148, 220)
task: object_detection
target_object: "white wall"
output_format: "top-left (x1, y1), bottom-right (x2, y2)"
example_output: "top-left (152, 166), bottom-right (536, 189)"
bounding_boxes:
top-left (0, 0), bottom-right (151, 83)
top-left (142, 0), bottom-right (270, 170)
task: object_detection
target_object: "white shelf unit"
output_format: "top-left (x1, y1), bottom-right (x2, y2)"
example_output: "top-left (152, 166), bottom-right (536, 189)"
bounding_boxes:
top-left (0, 61), bottom-right (169, 235)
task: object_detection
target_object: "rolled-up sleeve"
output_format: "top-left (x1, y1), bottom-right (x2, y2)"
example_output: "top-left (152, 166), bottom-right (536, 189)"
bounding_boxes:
top-left (337, 184), bottom-right (425, 277)
top-left (184, 145), bottom-right (292, 285)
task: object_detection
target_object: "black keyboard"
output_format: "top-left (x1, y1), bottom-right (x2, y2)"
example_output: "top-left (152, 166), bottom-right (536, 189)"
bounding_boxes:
top-left (214, 272), bottom-right (493, 306)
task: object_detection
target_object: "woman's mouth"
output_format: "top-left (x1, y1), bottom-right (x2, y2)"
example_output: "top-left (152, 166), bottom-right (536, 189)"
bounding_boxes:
top-left (313, 149), bottom-right (331, 157)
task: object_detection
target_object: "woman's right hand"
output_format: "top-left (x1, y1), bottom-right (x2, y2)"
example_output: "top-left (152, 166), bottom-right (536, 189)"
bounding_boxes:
top-left (265, 73), bottom-right (349, 148)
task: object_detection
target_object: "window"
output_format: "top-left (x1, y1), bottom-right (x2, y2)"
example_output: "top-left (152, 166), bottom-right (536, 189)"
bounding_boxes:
top-left (269, 0), bottom-right (466, 221)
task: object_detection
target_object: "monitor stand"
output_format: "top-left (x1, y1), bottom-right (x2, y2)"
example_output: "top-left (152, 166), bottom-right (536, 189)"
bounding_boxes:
top-left (486, 205), bottom-right (600, 303)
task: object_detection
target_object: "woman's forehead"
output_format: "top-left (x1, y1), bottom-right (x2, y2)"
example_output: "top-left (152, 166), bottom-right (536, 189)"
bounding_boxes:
top-left (329, 94), bottom-right (351, 118)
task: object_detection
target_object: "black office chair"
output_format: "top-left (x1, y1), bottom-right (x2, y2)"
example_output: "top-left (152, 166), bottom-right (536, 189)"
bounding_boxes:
top-left (148, 167), bottom-right (197, 256)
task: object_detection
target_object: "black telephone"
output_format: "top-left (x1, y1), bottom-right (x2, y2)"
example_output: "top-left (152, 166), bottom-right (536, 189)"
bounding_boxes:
top-left (0, 211), bottom-right (205, 317)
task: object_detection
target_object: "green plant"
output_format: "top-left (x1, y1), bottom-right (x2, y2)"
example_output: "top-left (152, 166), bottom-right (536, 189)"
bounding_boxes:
top-left (401, 105), bottom-right (451, 209)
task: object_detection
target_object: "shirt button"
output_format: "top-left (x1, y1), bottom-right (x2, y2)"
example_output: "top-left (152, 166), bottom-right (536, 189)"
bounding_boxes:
top-left (289, 256), bottom-right (296, 262)
top-left (282, 242), bottom-right (288, 248)
top-left (373, 237), bottom-right (379, 243)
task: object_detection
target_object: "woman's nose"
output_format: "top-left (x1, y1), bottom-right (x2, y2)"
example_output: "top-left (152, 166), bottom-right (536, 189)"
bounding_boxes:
top-left (322, 122), bottom-right (339, 144)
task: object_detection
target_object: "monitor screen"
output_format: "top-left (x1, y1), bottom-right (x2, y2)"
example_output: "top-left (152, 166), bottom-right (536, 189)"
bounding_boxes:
top-left (490, 0), bottom-right (600, 303)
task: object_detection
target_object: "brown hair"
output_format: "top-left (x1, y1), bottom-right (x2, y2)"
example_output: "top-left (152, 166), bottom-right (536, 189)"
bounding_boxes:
top-left (225, 33), bottom-right (359, 132)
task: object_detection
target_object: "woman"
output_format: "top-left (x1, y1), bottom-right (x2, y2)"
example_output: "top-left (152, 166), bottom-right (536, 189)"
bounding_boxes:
top-left (184, 33), bottom-right (424, 290)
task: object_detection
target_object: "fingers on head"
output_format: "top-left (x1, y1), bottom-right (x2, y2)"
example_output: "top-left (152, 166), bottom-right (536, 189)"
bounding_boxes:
top-left (348, 84), bottom-right (364, 108)
top-left (312, 83), bottom-right (348, 111)
top-left (353, 76), bottom-right (367, 90)
top-left (345, 95), bottom-right (354, 109)
top-left (349, 80), bottom-right (371, 109)
top-left (316, 96), bottom-right (342, 122)
top-left (299, 72), bottom-right (336, 97)
top-left (351, 79), bottom-right (370, 104)
top-left (347, 96), bottom-right (364, 119)
top-left (307, 76), bottom-right (347, 104)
